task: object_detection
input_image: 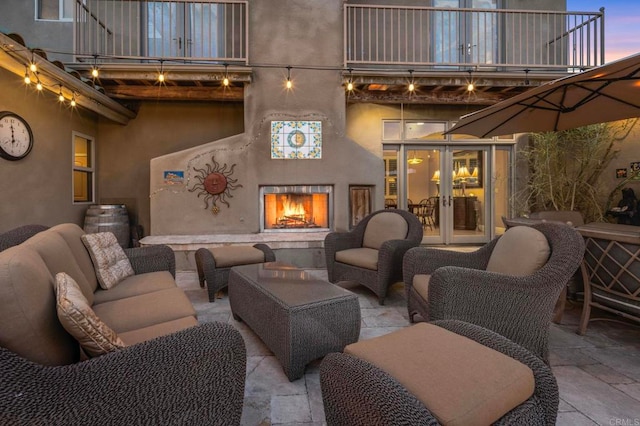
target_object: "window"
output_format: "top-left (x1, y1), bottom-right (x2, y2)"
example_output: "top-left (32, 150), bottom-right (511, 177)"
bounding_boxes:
top-left (37, 0), bottom-right (74, 21)
top-left (73, 133), bottom-right (94, 203)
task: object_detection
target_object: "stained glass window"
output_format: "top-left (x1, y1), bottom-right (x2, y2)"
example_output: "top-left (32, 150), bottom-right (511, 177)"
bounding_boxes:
top-left (270, 121), bottom-right (322, 159)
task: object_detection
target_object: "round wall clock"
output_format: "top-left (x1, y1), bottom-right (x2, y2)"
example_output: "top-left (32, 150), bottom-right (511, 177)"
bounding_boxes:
top-left (0, 111), bottom-right (34, 161)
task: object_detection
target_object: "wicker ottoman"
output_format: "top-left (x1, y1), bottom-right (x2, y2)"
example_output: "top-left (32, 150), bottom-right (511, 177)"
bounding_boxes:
top-left (229, 262), bottom-right (361, 381)
top-left (195, 244), bottom-right (275, 302)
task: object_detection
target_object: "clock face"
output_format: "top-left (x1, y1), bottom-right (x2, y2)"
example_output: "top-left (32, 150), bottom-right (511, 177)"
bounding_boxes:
top-left (0, 112), bottom-right (33, 161)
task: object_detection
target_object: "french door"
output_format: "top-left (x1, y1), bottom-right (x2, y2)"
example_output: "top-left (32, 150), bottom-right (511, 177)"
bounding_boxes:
top-left (146, 2), bottom-right (221, 58)
top-left (385, 145), bottom-right (499, 245)
top-left (433, 0), bottom-right (499, 65)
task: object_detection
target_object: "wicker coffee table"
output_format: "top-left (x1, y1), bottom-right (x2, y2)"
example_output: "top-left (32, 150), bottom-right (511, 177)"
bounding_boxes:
top-left (228, 262), bottom-right (361, 381)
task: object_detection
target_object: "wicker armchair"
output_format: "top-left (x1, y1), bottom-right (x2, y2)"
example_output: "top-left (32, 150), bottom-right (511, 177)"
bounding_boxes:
top-left (0, 224), bottom-right (49, 251)
top-left (325, 209), bottom-right (423, 304)
top-left (403, 222), bottom-right (585, 361)
top-left (320, 320), bottom-right (559, 426)
top-left (0, 322), bottom-right (247, 425)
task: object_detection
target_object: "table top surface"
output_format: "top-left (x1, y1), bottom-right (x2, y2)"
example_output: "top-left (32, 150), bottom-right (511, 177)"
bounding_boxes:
top-left (230, 262), bottom-right (357, 307)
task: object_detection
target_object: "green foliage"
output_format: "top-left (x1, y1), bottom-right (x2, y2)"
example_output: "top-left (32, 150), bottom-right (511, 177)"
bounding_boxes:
top-left (515, 120), bottom-right (637, 223)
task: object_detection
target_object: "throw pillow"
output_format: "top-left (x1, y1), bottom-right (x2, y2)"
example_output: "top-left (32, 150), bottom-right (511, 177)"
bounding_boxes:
top-left (81, 232), bottom-right (134, 289)
top-left (55, 272), bottom-right (126, 357)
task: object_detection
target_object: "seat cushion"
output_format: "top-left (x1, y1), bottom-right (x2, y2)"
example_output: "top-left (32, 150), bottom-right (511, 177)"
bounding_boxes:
top-left (335, 247), bottom-right (379, 270)
top-left (55, 272), bottom-right (125, 358)
top-left (118, 316), bottom-right (198, 346)
top-left (81, 232), bottom-right (134, 289)
top-left (363, 212), bottom-right (409, 250)
top-left (412, 274), bottom-right (430, 300)
top-left (210, 246), bottom-right (266, 268)
top-left (486, 226), bottom-right (550, 276)
top-left (92, 271), bottom-right (177, 305)
top-left (93, 287), bottom-right (197, 334)
top-left (345, 322), bottom-right (535, 426)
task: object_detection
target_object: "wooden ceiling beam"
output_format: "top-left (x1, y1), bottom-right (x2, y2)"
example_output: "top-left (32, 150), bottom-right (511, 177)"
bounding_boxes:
top-left (102, 84), bottom-right (244, 102)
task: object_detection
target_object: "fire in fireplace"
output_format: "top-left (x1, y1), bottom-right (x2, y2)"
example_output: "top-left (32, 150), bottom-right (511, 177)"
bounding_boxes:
top-left (260, 185), bottom-right (333, 232)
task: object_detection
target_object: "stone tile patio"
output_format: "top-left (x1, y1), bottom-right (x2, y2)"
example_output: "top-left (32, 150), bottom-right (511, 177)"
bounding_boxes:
top-left (177, 270), bottom-right (640, 426)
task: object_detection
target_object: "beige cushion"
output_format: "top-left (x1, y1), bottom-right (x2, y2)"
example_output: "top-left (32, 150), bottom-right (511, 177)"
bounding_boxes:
top-left (93, 288), bottom-right (197, 333)
top-left (55, 272), bottom-right (126, 358)
top-left (119, 316), bottom-right (198, 346)
top-left (335, 247), bottom-right (379, 270)
top-left (486, 226), bottom-right (550, 276)
top-left (412, 274), bottom-right (430, 300)
top-left (345, 323), bottom-right (535, 426)
top-left (210, 245), bottom-right (266, 268)
top-left (0, 246), bottom-right (79, 365)
top-left (81, 232), bottom-right (134, 289)
top-left (363, 212), bottom-right (409, 250)
top-left (92, 271), bottom-right (177, 305)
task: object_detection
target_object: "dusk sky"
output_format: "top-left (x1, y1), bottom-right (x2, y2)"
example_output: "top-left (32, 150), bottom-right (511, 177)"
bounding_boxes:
top-left (566, 0), bottom-right (640, 62)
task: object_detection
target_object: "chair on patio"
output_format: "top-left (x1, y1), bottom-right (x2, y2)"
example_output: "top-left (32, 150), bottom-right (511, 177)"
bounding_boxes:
top-left (416, 199), bottom-right (436, 231)
top-left (325, 209), bottom-right (423, 305)
top-left (320, 320), bottom-right (559, 426)
top-left (403, 222), bottom-right (585, 361)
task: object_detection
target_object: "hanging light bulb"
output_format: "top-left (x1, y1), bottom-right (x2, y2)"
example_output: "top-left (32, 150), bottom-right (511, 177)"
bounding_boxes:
top-left (466, 69), bottom-right (475, 92)
top-left (23, 69), bottom-right (31, 85)
top-left (36, 80), bottom-right (43, 91)
top-left (222, 63), bottom-right (230, 86)
top-left (408, 69), bottom-right (415, 92)
top-left (30, 62), bottom-right (37, 73)
top-left (91, 55), bottom-right (99, 78)
top-left (70, 94), bottom-right (77, 107)
top-left (58, 87), bottom-right (65, 102)
top-left (158, 60), bottom-right (165, 83)
top-left (285, 66), bottom-right (292, 89)
top-left (346, 68), bottom-right (354, 91)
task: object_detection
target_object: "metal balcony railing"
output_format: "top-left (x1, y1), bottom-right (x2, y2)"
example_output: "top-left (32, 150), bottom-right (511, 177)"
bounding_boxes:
top-left (344, 5), bottom-right (604, 71)
top-left (74, 0), bottom-right (248, 64)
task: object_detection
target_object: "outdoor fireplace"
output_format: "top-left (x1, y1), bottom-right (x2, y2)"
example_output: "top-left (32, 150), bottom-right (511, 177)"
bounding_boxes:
top-left (260, 185), bottom-right (333, 232)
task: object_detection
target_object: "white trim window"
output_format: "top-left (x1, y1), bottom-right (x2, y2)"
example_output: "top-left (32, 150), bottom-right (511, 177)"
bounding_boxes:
top-left (36, 0), bottom-right (74, 21)
top-left (73, 132), bottom-right (95, 203)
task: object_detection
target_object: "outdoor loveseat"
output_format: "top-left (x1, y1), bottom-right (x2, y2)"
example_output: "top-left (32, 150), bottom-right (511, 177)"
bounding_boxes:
top-left (0, 223), bottom-right (246, 425)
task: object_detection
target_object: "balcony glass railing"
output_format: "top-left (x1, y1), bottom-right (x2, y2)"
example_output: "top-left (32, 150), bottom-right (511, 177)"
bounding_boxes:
top-left (74, 0), bottom-right (248, 63)
top-left (344, 5), bottom-right (604, 71)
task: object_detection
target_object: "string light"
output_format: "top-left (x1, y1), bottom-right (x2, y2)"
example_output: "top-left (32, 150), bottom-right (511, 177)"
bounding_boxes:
top-left (58, 87), bottom-right (65, 102)
top-left (70, 94), bottom-right (77, 107)
top-left (158, 60), bottom-right (165, 83)
top-left (466, 69), bottom-right (475, 92)
top-left (346, 68), bottom-right (354, 91)
top-left (285, 66), bottom-right (292, 89)
top-left (408, 69), bottom-right (415, 92)
top-left (222, 63), bottom-right (230, 86)
top-left (29, 51), bottom-right (37, 72)
top-left (90, 54), bottom-right (100, 78)
top-left (23, 67), bottom-right (31, 84)
top-left (36, 79), bottom-right (43, 91)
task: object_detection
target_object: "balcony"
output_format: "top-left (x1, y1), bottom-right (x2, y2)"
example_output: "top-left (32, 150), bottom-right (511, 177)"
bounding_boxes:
top-left (57, 2), bottom-right (606, 105)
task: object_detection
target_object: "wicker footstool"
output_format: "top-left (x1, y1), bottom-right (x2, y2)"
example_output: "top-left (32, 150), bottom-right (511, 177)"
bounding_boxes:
top-left (229, 262), bottom-right (361, 381)
top-left (195, 244), bottom-right (275, 302)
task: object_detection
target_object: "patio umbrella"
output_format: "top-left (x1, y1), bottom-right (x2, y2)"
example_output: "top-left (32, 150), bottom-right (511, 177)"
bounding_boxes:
top-left (447, 52), bottom-right (640, 138)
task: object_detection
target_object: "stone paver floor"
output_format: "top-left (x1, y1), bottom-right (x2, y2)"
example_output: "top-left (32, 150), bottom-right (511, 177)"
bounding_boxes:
top-left (177, 270), bottom-right (640, 426)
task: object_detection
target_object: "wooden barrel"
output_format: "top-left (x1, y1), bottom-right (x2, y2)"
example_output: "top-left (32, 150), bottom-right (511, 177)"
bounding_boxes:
top-left (84, 205), bottom-right (130, 249)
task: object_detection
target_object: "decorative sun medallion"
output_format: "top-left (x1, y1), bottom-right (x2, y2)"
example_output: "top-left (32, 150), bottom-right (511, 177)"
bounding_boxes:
top-left (189, 156), bottom-right (242, 214)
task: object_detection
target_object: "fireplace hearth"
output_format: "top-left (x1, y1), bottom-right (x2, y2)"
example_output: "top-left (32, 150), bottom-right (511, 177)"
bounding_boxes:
top-left (260, 185), bottom-right (333, 232)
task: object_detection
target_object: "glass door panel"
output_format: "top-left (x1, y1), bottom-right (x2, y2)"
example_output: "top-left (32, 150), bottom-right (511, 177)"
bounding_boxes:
top-left (406, 147), bottom-right (443, 242)
top-left (448, 147), bottom-right (490, 244)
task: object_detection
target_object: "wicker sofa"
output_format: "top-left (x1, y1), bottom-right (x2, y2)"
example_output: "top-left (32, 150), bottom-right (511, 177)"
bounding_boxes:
top-left (0, 223), bottom-right (246, 425)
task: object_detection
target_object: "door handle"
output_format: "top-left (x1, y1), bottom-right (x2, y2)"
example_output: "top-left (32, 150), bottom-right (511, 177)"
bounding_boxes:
top-left (442, 196), bottom-right (446, 207)
top-left (173, 37), bottom-right (182, 49)
top-left (448, 195), bottom-right (452, 207)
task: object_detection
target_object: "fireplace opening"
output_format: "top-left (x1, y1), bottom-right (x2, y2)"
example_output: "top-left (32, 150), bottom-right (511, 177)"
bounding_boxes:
top-left (260, 185), bottom-right (333, 232)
